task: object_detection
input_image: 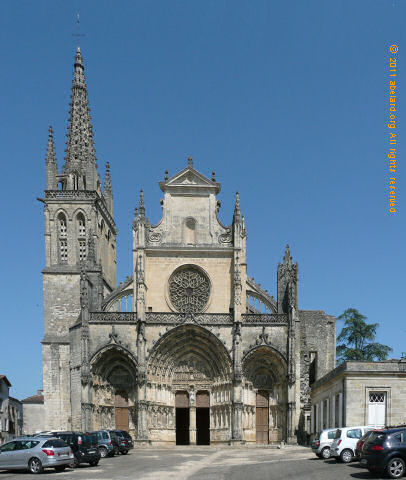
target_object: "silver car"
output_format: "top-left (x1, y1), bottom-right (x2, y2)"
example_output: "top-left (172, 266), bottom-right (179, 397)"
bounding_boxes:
top-left (0, 436), bottom-right (73, 474)
top-left (311, 428), bottom-right (338, 459)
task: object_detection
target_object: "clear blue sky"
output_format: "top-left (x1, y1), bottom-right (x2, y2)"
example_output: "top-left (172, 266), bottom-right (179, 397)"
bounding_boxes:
top-left (0, 0), bottom-right (404, 400)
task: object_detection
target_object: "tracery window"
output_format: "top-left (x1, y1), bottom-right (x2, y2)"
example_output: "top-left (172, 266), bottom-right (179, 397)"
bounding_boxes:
top-left (169, 266), bottom-right (210, 313)
top-left (78, 240), bottom-right (86, 262)
top-left (57, 213), bottom-right (68, 263)
top-left (60, 240), bottom-right (68, 262)
top-left (77, 214), bottom-right (86, 262)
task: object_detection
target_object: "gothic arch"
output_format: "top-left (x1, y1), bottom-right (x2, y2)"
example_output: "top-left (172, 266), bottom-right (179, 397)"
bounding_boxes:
top-left (242, 345), bottom-right (287, 388)
top-left (147, 324), bottom-right (232, 384)
top-left (52, 207), bottom-right (69, 221)
top-left (72, 207), bottom-right (90, 222)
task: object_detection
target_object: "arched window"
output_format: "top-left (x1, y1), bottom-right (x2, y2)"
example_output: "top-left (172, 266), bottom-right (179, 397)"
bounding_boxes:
top-left (184, 217), bottom-right (196, 245)
top-left (77, 214), bottom-right (86, 262)
top-left (77, 214), bottom-right (86, 237)
top-left (57, 213), bottom-right (68, 263)
top-left (72, 172), bottom-right (79, 190)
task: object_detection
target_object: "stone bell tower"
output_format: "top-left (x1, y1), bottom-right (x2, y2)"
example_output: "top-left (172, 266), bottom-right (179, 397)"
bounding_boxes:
top-left (40, 47), bottom-right (117, 430)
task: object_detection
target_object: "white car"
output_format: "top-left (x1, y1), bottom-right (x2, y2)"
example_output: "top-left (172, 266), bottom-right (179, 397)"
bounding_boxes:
top-left (331, 426), bottom-right (374, 463)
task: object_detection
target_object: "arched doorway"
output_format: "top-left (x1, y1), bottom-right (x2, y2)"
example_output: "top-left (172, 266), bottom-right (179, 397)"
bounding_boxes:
top-left (147, 325), bottom-right (232, 444)
top-left (242, 346), bottom-right (287, 444)
top-left (196, 391), bottom-right (210, 445)
top-left (91, 345), bottom-right (137, 434)
top-left (175, 391), bottom-right (190, 445)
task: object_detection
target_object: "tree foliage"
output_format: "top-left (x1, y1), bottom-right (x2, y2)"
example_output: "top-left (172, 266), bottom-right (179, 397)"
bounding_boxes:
top-left (336, 308), bottom-right (392, 363)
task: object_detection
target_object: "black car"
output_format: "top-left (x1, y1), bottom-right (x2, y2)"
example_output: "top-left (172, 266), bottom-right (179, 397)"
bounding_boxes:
top-left (360, 427), bottom-right (406, 478)
top-left (112, 429), bottom-right (134, 454)
top-left (51, 431), bottom-right (101, 468)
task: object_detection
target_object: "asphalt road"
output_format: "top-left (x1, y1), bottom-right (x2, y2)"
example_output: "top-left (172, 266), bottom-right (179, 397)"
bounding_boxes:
top-left (0, 446), bottom-right (388, 480)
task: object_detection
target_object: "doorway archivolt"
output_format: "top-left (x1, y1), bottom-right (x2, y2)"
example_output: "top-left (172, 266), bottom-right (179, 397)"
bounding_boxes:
top-left (242, 346), bottom-right (287, 443)
top-left (147, 325), bottom-right (232, 443)
top-left (91, 345), bottom-right (138, 433)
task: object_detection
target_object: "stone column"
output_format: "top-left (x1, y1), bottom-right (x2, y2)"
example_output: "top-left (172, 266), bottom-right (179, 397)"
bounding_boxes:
top-left (189, 406), bottom-right (197, 445)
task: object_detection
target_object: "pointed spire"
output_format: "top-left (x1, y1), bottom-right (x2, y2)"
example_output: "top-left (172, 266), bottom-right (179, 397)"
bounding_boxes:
top-left (63, 47), bottom-right (99, 190)
top-left (45, 125), bottom-right (58, 189)
top-left (104, 162), bottom-right (113, 214)
top-left (139, 189), bottom-right (145, 218)
top-left (283, 244), bottom-right (293, 266)
top-left (86, 228), bottom-right (96, 265)
top-left (104, 162), bottom-right (112, 194)
top-left (233, 191), bottom-right (241, 222)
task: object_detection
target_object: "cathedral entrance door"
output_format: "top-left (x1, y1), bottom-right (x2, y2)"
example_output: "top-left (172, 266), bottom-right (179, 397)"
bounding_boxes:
top-left (175, 391), bottom-right (190, 445)
top-left (256, 391), bottom-right (269, 444)
top-left (115, 391), bottom-right (129, 431)
top-left (196, 391), bottom-right (210, 445)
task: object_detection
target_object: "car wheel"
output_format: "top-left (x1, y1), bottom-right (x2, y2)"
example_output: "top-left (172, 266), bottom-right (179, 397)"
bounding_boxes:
top-left (321, 447), bottom-right (331, 459)
top-left (70, 456), bottom-right (80, 468)
top-left (121, 450), bottom-right (128, 455)
top-left (89, 460), bottom-right (99, 466)
top-left (29, 457), bottom-right (44, 474)
top-left (55, 466), bottom-right (66, 472)
top-left (340, 449), bottom-right (353, 463)
top-left (387, 458), bottom-right (405, 479)
top-left (99, 446), bottom-right (108, 458)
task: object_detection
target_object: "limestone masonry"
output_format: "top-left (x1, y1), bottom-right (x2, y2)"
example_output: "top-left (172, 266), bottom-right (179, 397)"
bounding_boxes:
top-left (39, 47), bottom-right (336, 444)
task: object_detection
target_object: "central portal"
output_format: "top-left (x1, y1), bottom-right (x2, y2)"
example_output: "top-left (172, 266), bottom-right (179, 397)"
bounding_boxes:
top-left (175, 391), bottom-right (190, 445)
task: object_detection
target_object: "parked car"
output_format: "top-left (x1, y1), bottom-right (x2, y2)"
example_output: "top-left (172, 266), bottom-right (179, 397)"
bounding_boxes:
top-left (311, 428), bottom-right (338, 459)
top-left (93, 429), bottom-right (119, 458)
top-left (360, 427), bottom-right (406, 478)
top-left (331, 426), bottom-right (374, 463)
top-left (355, 430), bottom-right (375, 459)
top-left (0, 437), bottom-right (73, 474)
top-left (51, 431), bottom-right (100, 467)
top-left (112, 429), bottom-right (134, 454)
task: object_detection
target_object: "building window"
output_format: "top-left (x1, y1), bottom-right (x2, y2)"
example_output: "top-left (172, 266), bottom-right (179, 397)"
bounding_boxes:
top-left (58, 215), bottom-right (67, 237)
top-left (58, 213), bottom-right (68, 263)
top-left (184, 217), bottom-right (196, 245)
top-left (78, 240), bottom-right (86, 261)
top-left (60, 240), bottom-right (68, 262)
top-left (77, 214), bottom-right (86, 237)
top-left (368, 392), bottom-right (386, 427)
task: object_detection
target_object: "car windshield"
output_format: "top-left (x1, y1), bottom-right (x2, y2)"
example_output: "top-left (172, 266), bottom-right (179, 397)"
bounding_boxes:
top-left (367, 432), bottom-right (386, 445)
top-left (82, 433), bottom-right (98, 446)
top-left (43, 439), bottom-right (67, 448)
top-left (122, 432), bottom-right (131, 439)
top-left (334, 429), bottom-right (342, 440)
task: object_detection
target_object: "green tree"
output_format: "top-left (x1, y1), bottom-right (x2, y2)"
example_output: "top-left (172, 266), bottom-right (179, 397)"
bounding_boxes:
top-left (336, 308), bottom-right (392, 362)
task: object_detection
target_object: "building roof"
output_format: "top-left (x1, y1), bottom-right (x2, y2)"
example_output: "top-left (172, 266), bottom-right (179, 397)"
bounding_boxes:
top-left (21, 393), bottom-right (44, 404)
top-left (0, 375), bottom-right (11, 387)
top-left (311, 360), bottom-right (406, 392)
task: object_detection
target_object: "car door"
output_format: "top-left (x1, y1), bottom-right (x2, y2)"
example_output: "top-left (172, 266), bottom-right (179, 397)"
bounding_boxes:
top-left (0, 441), bottom-right (18, 469)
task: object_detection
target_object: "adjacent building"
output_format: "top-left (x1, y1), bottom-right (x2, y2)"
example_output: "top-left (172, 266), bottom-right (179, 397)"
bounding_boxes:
top-left (0, 376), bottom-right (22, 443)
top-left (21, 390), bottom-right (45, 435)
top-left (310, 360), bottom-right (406, 434)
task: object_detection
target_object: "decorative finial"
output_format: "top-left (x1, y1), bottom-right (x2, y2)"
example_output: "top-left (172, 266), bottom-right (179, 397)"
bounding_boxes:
top-left (134, 207), bottom-right (139, 217)
top-left (46, 125), bottom-right (56, 165)
top-left (283, 244), bottom-right (292, 265)
top-left (104, 162), bottom-right (112, 195)
top-left (212, 171), bottom-right (216, 181)
top-left (87, 228), bottom-right (96, 264)
top-left (233, 191), bottom-right (241, 222)
top-left (188, 156), bottom-right (193, 167)
top-left (139, 189), bottom-right (145, 217)
top-left (164, 170), bottom-right (169, 181)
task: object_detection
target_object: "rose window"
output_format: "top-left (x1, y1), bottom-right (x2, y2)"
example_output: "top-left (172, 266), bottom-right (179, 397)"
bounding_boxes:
top-left (169, 266), bottom-right (210, 313)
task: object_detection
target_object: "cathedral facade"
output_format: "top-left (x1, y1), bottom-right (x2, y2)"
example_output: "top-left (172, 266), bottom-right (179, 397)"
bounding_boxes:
top-left (40, 47), bottom-right (336, 445)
